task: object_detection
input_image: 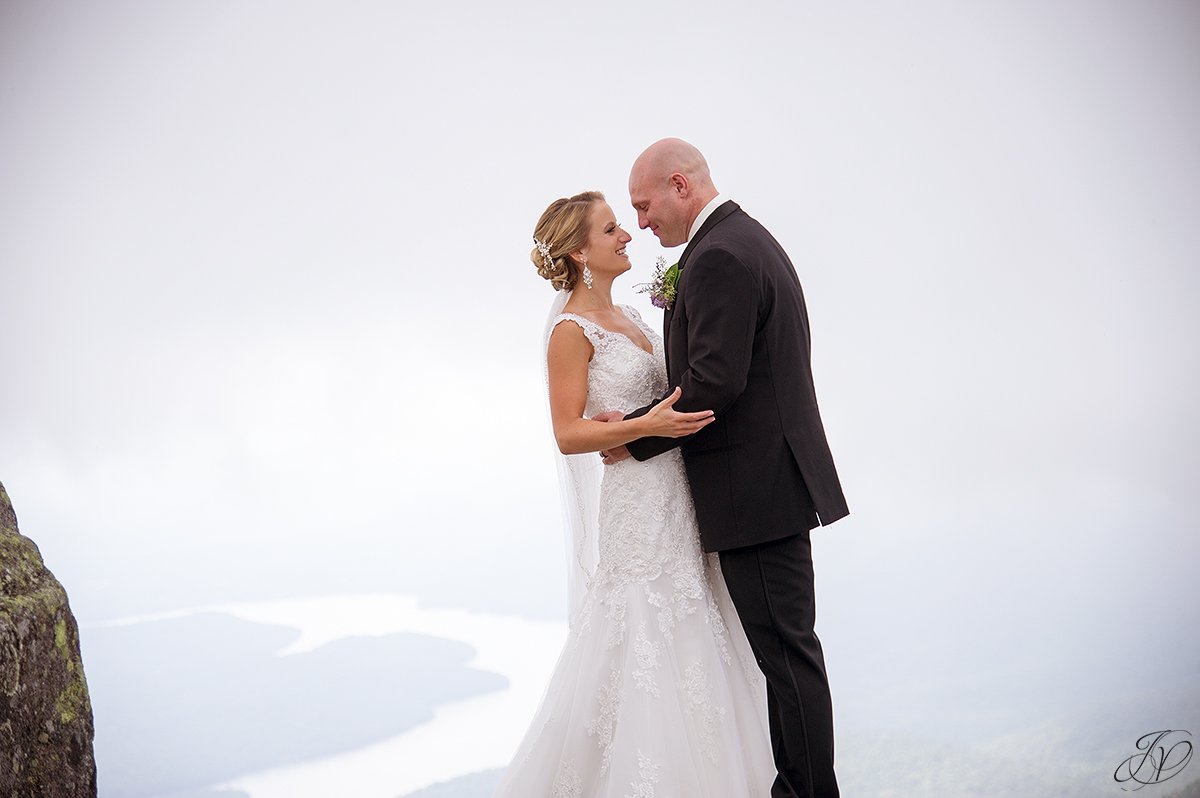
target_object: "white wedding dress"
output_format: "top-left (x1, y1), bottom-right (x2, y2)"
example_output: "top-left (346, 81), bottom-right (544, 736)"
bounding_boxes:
top-left (493, 303), bottom-right (774, 797)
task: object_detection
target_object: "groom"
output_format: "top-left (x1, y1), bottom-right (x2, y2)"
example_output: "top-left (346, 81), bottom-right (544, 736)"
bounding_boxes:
top-left (601, 138), bottom-right (849, 798)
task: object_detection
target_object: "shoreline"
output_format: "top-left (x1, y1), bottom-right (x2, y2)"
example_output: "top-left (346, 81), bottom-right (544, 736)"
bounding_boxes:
top-left (89, 593), bottom-right (568, 798)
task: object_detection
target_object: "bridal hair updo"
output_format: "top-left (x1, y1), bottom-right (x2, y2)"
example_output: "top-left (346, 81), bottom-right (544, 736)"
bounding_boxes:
top-left (531, 190), bottom-right (603, 292)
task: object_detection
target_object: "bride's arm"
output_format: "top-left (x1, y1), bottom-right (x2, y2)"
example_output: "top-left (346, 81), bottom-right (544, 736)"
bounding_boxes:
top-left (547, 322), bottom-right (714, 455)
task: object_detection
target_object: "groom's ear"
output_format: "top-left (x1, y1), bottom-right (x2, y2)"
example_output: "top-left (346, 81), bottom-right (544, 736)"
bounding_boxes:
top-left (669, 172), bottom-right (690, 196)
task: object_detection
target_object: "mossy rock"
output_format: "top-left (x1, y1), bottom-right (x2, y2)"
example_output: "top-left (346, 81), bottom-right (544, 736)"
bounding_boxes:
top-left (0, 480), bottom-right (97, 797)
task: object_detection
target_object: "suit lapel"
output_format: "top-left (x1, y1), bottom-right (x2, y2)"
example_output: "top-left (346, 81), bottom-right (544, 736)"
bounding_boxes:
top-left (662, 296), bottom-right (676, 377)
top-left (662, 200), bottom-right (739, 380)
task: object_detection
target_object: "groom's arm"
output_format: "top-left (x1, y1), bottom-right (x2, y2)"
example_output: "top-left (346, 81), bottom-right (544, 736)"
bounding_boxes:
top-left (624, 247), bottom-right (758, 462)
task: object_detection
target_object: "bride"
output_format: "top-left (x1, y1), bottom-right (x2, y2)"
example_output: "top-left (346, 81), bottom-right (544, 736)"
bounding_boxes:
top-left (493, 191), bottom-right (774, 796)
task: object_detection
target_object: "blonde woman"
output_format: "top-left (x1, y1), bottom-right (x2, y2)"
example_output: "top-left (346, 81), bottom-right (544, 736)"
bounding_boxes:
top-left (493, 191), bottom-right (774, 796)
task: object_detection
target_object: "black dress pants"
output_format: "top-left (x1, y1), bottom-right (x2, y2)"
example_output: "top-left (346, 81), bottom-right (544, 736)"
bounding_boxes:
top-left (719, 531), bottom-right (838, 798)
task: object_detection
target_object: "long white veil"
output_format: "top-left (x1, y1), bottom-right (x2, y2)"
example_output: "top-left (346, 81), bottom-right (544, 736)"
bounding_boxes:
top-left (542, 289), bottom-right (602, 629)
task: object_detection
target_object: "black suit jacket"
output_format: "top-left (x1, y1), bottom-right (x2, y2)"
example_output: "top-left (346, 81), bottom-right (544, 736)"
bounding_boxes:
top-left (626, 201), bottom-right (849, 551)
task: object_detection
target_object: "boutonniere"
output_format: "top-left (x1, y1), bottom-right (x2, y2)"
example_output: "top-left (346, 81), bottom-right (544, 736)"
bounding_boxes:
top-left (636, 256), bottom-right (681, 310)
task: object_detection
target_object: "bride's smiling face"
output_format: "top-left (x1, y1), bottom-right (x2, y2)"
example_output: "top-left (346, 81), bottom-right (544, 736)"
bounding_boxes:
top-left (574, 202), bottom-right (633, 280)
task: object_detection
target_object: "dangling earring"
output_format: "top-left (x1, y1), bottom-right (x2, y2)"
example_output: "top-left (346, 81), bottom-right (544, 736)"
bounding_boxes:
top-left (581, 257), bottom-right (594, 290)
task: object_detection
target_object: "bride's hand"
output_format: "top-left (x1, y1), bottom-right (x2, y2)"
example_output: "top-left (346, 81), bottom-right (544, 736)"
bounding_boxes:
top-left (643, 387), bottom-right (715, 438)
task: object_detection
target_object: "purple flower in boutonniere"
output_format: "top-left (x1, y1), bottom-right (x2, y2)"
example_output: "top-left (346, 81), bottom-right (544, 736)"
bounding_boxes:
top-left (636, 256), bottom-right (681, 310)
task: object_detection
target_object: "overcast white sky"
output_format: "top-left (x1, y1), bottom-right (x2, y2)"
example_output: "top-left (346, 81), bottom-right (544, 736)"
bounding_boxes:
top-left (1, 1), bottom-right (1198, 790)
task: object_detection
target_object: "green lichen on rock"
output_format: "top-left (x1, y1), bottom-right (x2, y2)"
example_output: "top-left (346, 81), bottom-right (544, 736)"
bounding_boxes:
top-left (0, 479), bottom-right (97, 797)
top-left (55, 674), bottom-right (86, 725)
top-left (54, 618), bottom-right (67, 652)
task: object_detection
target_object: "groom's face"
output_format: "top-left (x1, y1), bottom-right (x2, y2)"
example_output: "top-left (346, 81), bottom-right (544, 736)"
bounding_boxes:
top-left (629, 174), bottom-right (689, 248)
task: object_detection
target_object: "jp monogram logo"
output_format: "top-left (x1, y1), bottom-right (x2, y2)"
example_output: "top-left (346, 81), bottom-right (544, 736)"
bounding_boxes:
top-left (1114, 730), bottom-right (1192, 791)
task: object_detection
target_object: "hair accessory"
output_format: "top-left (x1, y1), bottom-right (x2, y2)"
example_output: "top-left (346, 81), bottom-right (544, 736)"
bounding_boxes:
top-left (533, 236), bottom-right (554, 272)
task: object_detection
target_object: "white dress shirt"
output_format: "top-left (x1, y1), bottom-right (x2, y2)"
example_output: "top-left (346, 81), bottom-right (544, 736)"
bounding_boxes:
top-left (687, 193), bottom-right (727, 243)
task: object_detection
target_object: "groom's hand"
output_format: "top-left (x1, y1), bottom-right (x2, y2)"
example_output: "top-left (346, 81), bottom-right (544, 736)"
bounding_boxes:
top-left (592, 411), bottom-right (633, 464)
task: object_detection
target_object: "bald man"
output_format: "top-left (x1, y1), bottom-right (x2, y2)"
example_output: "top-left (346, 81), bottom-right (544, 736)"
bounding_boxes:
top-left (608, 138), bottom-right (849, 798)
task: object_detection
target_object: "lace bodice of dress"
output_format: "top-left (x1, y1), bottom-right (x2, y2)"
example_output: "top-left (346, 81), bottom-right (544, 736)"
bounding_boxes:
top-left (551, 303), bottom-right (711, 603)
top-left (550, 304), bottom-right (667, 418)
